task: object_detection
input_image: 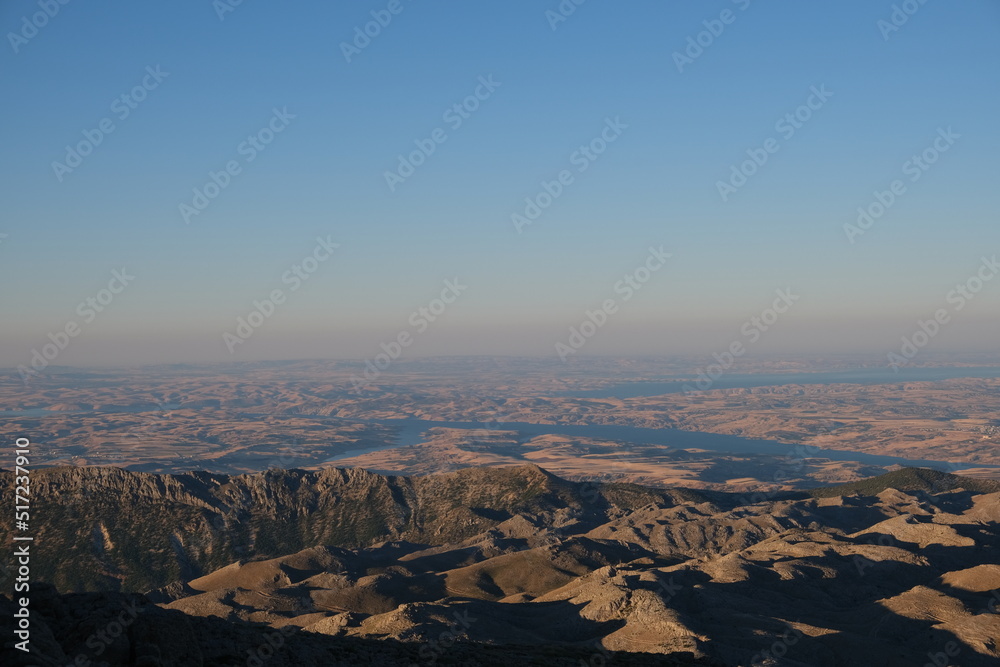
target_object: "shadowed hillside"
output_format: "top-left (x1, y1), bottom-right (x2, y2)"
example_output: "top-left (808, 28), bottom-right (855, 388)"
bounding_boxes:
top-left (2, 465), bottom-right (999, 664)
top-left (0, 464), bottom-right (701, 592)
top-left (0, 584), bottom-right (710, 666)
top-left (808, 467), bottom-right (1000, 498)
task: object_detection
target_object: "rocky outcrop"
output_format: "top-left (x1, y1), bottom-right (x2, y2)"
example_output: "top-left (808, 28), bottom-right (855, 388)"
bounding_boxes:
top-left (0, 464), bottom-right (684, 593)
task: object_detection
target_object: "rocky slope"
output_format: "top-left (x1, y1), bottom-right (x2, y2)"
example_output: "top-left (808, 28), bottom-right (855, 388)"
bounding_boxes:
top-left (0, 464), bottom-right (702, 592)
top-left (2, 466), bottom-right (998, 665)
top-left (0, 584), bottom-right (704, 666)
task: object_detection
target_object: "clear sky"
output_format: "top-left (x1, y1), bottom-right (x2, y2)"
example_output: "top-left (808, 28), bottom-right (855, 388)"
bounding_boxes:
top-left (1, 0), bottom-right (998, 368)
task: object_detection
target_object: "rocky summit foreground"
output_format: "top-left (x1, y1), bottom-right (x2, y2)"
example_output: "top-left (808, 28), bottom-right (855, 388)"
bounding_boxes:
top-left (1, 465), bottom-right (999, 665)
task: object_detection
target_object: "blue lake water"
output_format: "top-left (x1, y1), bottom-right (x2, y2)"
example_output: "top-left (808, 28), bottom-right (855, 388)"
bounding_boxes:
top-left (322, 366), bottom-right (1000, 470)
top-left (324, 417), bottom-right (993, 473)
top-left (5, 370), bottom-right (996, 475)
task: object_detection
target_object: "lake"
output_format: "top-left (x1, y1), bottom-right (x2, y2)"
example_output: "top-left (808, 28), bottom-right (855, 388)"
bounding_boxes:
top-left (324, 417), bottom-right (990, 472)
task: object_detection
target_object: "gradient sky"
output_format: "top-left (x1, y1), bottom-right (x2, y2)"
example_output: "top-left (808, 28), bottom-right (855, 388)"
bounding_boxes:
top-left (1, 0), bottom-right (998, 367)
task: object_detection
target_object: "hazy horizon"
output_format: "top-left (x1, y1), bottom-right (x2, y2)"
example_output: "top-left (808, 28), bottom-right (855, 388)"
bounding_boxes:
top-left (2, 0), bottom-right (998, 369)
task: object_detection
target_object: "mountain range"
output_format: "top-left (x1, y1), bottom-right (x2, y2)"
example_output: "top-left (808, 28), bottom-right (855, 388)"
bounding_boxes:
top-left (2, 465), bottom-right (999, 665)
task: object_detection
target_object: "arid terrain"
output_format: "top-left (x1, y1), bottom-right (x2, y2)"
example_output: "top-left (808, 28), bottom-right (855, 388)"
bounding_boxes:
top-left (2, 465), bottom-right (998, 665)
top-left (327, 426), bottom-right (892, 492)
top-left (3, 358), bottom-right (1000, 664)
top-left (3, 358), bottom-right (999, 491)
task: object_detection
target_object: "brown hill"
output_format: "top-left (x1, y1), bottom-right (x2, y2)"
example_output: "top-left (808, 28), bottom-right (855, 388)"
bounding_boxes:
top-left (2, 466), bottom-right (999, 665)
top-left (0, 464), bottom-right (694, 592)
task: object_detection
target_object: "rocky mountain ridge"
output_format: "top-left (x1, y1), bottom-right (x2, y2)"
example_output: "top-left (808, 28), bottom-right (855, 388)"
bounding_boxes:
top-left (2, 466), bottom-right (998, 664)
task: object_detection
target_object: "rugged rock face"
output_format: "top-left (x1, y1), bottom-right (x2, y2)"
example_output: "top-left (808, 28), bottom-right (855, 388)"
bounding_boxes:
top-left (2, 466), bottom-right (998, 665)
top-left (0, 464), bottom-right (696, 592)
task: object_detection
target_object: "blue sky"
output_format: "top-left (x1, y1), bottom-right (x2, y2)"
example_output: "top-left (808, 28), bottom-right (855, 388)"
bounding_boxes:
top-left (1, 0), bottom-right (998, 367)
